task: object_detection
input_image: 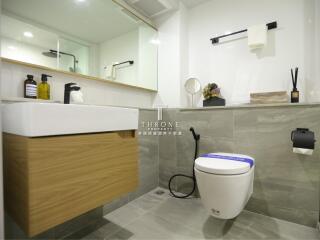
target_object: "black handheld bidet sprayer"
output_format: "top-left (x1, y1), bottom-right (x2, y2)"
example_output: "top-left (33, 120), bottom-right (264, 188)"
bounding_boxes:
top-left (168, 127), bottom-right (200, 199)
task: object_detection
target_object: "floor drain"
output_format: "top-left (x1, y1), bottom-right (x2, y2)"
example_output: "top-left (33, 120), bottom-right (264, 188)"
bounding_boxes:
top-left (154, 190), bottom-right (165, 195)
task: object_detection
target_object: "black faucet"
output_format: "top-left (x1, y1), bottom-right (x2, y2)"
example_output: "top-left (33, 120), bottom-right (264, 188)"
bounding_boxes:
top-left (64, 83), bottom-right (81, 104)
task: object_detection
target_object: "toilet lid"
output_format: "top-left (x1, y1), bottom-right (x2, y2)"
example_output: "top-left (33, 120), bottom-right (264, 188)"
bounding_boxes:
top-left (195, 153), bottom-right (254, 175)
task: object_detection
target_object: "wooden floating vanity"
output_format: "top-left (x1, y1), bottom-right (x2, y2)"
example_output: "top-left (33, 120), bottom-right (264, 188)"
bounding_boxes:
top-left (3, 130), bottom-right (139, 237)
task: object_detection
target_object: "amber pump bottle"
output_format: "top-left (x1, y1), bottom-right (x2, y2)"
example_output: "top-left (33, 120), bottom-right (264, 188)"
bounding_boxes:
top-left (24, 75), bottom-right (37, 99)
top-left (38, 74), bottom-right (52, 100)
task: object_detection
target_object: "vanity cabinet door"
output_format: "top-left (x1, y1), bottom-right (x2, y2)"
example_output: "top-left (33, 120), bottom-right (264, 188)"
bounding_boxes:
top-left (3, 131), bottom-right (138, 237)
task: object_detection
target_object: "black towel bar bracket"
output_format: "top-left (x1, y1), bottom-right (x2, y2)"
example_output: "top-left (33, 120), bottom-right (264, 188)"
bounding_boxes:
top-left (210, 21), bottom-right (277, 45)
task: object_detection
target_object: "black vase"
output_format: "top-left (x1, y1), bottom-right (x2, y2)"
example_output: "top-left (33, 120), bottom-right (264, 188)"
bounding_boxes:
top-left (203, 97), bottom-right (226, 107)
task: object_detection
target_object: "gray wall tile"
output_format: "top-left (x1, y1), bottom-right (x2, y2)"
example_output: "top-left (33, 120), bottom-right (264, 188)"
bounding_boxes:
top-left (159, 106), bottom-right (320, 227)
top-left (233, 107), bottom-right (320, 227)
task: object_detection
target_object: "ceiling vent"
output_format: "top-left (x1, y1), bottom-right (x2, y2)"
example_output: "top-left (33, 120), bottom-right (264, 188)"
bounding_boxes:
top-left (124, 0), bottom-right (175, 18)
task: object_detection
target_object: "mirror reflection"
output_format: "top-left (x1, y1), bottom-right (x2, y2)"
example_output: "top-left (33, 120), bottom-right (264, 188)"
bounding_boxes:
top-left (1, 0), bottom-right (158, 90)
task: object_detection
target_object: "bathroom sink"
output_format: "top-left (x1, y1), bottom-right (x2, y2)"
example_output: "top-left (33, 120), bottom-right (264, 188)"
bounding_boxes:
top-left (2, 102), bottom-right (139, 137)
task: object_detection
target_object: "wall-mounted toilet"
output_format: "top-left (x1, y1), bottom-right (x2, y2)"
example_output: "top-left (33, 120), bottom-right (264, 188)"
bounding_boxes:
top-left (195, 153), bottom-right (255, 219)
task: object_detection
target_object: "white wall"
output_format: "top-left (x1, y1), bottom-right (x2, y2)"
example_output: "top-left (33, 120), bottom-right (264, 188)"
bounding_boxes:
top-left (179, 3), bottom-right (190, 107)
top-left (99, 30), bottom-right (139, 86)
top-left (2, 1), bottom-right (318, 109)
top-left (58, 38), bottom-right (90, 75)
top-left (306, 0), bottom-right (320, 102)
top-left (1, 62), bottom-right (156, 108)
top-left (155, 0), bottom-right (318, 107)
top-left (2, 36), bottom-right (90, 76)
top-left (188, 0), bottom-right (309, 106)
top-left (72, 46), bottom-right (89, 75)
top-left (153, 4), bottom-right (184, 107)
top-left (2, 37), bottom-right (57, 68)
top-left (100, 27), bottom-right (158, 91)
top-left (138, 25), bottom-right (158, 90)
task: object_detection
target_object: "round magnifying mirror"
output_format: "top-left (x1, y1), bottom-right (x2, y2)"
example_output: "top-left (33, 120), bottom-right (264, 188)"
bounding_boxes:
top-left (185, 78), bottom-right (201, 94)
top-left (185, 78), bottom-right (201, 107)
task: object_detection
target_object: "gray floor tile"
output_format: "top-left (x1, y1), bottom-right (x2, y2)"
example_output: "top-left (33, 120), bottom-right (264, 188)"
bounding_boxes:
top-left (104, 202), bottom-right (146, 227)
top-left (110, 212), bottom-right (200, 240)
top-left (151, 196), bottom-right (209, 230)
top-left (83, 188), bottom-right (319, 240)
top-left (130, 191), bottom-right (168, 212)
top-left (81, 220), bottom-right (132, 240)
top-left (103, 196), bottom-right (130, 216)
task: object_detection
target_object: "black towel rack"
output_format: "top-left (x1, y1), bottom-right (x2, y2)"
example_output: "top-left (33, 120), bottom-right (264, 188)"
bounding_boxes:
top-left (113, 61), bottom-right (134, 67)
top-left (210, 21), bottom-right (277, 45)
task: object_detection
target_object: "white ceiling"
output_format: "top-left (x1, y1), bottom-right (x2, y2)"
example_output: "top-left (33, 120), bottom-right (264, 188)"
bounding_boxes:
top-left (2, 0), bottom-right (144, 44)
top-left (1, 14), bottom-right (89, 53)
top-left (1, 15), bottom-right (58, 50)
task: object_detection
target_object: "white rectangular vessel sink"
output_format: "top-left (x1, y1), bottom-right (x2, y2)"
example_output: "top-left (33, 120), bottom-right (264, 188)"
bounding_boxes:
top-left (2, 102), bottom-right (139, 137)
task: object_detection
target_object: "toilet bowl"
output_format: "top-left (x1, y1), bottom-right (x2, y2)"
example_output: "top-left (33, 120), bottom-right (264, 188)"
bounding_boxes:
top-left (195, 153), bottom-right (255, 219)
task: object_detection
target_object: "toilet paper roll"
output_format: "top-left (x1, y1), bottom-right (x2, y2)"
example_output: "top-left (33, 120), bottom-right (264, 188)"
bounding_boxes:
top-left (291, 128), bottom-right (315, 156)
top-left (293, 147), bottom-right (313, 156)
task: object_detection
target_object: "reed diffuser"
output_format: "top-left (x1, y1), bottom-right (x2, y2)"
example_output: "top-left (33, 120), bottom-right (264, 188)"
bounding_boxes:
top-left (291, 67), bottom-right (299, 103)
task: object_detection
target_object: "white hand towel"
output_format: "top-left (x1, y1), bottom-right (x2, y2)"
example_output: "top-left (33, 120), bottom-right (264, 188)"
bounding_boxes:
top-left (248, 24), bottom-right (267, 49)
top-left (70, 90), bottom-right (84, 104)
top-left (104, 64), bottom-right (116, 80)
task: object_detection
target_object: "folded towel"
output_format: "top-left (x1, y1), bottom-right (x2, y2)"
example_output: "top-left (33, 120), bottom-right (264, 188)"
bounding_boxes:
top-left (70, 90), bottom-right (84, 104)
top-left (104, 64), bottom-right (116, 80)
top-left (248, 24), bottom-right (267, 49)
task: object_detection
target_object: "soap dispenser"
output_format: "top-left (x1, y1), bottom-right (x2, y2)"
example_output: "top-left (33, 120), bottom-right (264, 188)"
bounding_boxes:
top-left (38, 74), bottom-right (52, 100)
top-left (24, 75), bottom-right (37, 99)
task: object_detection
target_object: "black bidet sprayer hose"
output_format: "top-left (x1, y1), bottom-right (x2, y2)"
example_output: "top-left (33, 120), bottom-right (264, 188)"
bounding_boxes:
top-left (168, 127), bottom-right (200, 198)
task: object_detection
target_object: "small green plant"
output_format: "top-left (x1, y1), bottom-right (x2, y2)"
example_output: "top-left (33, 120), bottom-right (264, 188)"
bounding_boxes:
top-left (203, 83), bottom-right (220, 100)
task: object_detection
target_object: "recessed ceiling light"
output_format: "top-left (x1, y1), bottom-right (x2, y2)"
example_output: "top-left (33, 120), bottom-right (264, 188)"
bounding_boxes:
top-left (75, 0), bottom-right (86, 3)
top-left (23, 31), bottom-right (34, 38)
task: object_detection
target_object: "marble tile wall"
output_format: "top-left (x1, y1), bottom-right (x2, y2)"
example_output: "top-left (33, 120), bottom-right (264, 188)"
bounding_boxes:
top-left (159, 105), bottom-right (320, 228)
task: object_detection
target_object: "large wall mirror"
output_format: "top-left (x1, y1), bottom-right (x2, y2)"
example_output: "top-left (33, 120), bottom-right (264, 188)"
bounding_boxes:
top-left (1, 0), bottom-right (158, 91)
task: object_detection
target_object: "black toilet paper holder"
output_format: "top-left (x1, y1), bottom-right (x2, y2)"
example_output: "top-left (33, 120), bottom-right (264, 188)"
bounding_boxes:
top-left (291, 128), bottom-right (316, 149)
